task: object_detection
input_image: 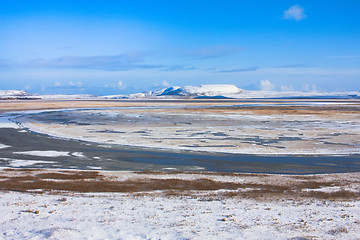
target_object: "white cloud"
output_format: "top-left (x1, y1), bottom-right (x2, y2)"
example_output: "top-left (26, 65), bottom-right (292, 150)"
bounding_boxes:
top-left (280, 85), bottom-right (294, 91)
top-left (303, 84), bottom-right (317, 92)
top-left (260, 80), bottom-right (275, 91)
top-left (54, 81), bottom-right (61, 87)
top-left (153, 80), bottom-right (170, 88)
top-left (162, 80), bottom-right (170, 87)
top-left (117, 81), bottom-right (127, 90)
top-left (69, 81), bottom-right (82, 87)
top-left (284, 5), bottom-right (306, 21)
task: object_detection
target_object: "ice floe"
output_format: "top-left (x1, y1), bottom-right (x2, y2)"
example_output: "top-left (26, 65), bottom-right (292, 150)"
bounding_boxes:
top-left (14, 151), bottom-right (70, 157)
top-left (87, 166), bottom-right (102, 170)
top-left (71, 152), bottom-right (85, 158)
top-left (0, 144), bottom-right (10, 150)
top-left (8, 160), bottom-right (57, 167)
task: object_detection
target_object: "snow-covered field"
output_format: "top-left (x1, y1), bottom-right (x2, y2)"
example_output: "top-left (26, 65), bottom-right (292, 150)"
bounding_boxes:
top-left (1, 190), bottom-right (359, 239)
top-left (1, 169), bottom-right (360, 239)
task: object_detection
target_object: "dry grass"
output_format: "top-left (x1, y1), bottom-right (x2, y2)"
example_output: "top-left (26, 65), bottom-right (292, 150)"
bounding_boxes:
top-left (1, 169), bottom-right (359, 200)
top-left (1, 99), bottom-right (359, 115)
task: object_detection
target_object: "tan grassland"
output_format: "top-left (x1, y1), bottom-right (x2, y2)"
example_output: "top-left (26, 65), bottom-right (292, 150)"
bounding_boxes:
top-left (1, 98), bottom-right (359, 113)
top-left (1, 169), bottom-right (359, 201)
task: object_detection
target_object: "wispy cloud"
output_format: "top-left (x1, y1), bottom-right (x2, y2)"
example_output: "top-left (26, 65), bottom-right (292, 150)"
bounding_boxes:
top-left (215, 66), bottom-right (259, 73)
top-left (283, 5), bottom-right (306, 21)
top-left (302, 83), bottom-right (317, 92)
top-left (280, 85), bottom-right (294, 91)
top-left (69, 81), bottom-right (83, 87)
top-left (153, 80), bottom-right (171, 88)
top-left (163, 65), bottom-right (196, 71)
top-left (188, 45), bottom-right (244, 59)
top-left (276, 64), bottom-right (311, 68)
top-left (1, 53), bottom-right (199, 72)
top-left (0, 59), bottom-right (12, 69)
top-left (28, 54), bottom-right (145, 71)
top-left (326, 55), bottom-right (360, 59)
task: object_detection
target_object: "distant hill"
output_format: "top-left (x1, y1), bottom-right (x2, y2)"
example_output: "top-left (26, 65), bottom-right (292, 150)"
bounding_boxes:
top-left (158, 84), bottom-right (243, 97)
top-left (0, 90), bottom-right (34, 99)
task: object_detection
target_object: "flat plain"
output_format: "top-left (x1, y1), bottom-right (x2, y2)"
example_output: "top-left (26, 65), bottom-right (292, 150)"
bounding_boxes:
top-left (1, 99), bottom-right (360, 239)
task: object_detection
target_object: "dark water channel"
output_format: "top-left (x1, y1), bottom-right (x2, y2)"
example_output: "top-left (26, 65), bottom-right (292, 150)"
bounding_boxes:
top-left (0, 128), bottom-right (359, 174)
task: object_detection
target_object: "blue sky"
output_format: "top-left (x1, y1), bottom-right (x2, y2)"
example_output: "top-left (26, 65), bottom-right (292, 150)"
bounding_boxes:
top-left (0, 0), bottom-right (359, 95)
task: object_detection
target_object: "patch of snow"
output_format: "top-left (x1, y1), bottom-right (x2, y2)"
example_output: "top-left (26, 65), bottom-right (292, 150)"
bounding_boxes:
top-left (302, 186), bottom-right (357, 193)
top-left (162, 167), bottom-right (178, 170)
top-left (71, 152), bottom-right (85, 158)
top-left (0, 144), bottom-right (10, 149)
top-left (8, 160), bottom-right (57, 167)
top-left (14, 151), bottom-right (70, 157)
top-left (87, 166), bottom-right (102, 170)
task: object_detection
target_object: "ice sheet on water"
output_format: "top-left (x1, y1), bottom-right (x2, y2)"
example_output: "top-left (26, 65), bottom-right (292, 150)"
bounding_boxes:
top-left (14, 151), bottom-right (70, 157)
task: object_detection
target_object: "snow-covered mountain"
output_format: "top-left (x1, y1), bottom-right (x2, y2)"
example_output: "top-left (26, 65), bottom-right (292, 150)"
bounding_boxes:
top-left (102, 84), bottom-right (245, 99)
top-left (0, 90), bottom-right (32, 99)
top-left (158, 84), bottom-right (243, 97)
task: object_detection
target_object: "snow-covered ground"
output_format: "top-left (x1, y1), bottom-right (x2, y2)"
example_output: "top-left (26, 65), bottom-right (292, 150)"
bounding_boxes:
top-left (1, 169), bottom-right (360, 240)
top-left (1, 190), bottom-right (359, 240)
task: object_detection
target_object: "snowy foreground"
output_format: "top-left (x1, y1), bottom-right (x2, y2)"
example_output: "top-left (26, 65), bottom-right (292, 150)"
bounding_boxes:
top-left (1, 169), bottom-right (360, 239)
top-left (1, 190), bottom-right (359, 239)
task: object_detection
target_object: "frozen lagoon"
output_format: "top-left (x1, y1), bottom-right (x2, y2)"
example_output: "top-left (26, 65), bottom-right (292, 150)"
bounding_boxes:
top-left (1, 99), bottom-right (360, 173)
top-left (0, 128), bottom-right (360, 174)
